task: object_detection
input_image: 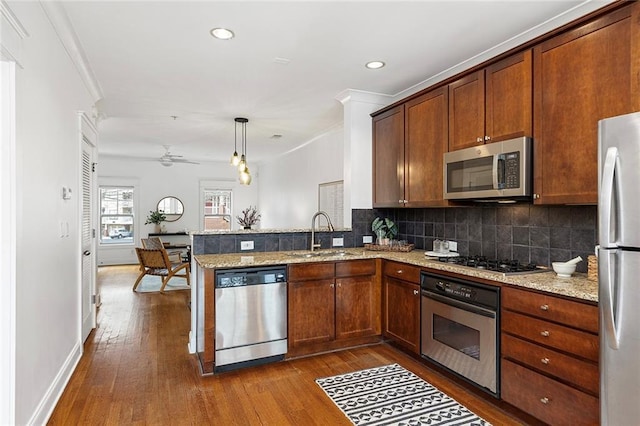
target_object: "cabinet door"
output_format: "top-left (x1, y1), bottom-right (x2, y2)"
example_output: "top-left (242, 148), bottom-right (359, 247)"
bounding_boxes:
top-left (373, 105), bottom-right (405, 207)
top-left (405, 87), bottom-right (449, 207)
top-left (485, 50), bottom-right (532, 143)
top-left (533, 7), bottom-right (634, 204)
top-left (383, 276), bottom-right (420, 354)
top-left (288, 280), bottom-right (335, 348)
top-left (448, 70), bottom-right (485, 151)
top-left (335, 276), bottom-right (380, 340)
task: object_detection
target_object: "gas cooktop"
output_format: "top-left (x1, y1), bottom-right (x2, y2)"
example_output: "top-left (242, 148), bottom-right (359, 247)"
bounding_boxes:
top-left (436, 255), bottom-right (551, 275)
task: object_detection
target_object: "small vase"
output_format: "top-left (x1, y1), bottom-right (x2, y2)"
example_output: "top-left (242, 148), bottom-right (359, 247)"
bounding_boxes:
top-left (154, 224), bottom-right (161, 233)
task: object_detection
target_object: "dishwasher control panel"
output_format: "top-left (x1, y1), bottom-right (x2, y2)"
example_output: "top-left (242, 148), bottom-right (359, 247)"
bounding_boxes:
top-left (215, 265), bottom-right (287, 288)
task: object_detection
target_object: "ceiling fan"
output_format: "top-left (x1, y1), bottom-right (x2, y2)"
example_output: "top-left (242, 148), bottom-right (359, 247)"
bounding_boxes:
top-left (158, 145), bottom-right (199, 167)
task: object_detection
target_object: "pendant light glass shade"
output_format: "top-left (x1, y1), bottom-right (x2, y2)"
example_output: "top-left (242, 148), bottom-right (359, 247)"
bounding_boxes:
top-left (230, 151), bottom-right (240, 166)
top-left (237, 154), bottom-right (246, 172)
top-left (239, 166), bottom-right (252, 185)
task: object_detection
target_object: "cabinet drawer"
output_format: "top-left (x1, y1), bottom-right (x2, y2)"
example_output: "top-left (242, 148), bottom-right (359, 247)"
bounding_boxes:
top-left (502, 360), bottom-right (598, 426)
top-left (288, 262), bottom-right (335, 281)
top-left (502, 333), bottom-right (599, 395)
top-left (502, 310), bottom-right (598, 362)
top-left (336, 259), bottom-right (376, 278)
top-left (383, 261), bottom-right (420, 283)
top-left (502, 286), bottom-right (598, 333)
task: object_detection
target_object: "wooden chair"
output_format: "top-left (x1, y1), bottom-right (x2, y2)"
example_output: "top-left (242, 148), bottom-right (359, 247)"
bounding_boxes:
top-left (133, 247), bottom-right (190, 293)
top-left (141, 237), bottom-right (183, 263)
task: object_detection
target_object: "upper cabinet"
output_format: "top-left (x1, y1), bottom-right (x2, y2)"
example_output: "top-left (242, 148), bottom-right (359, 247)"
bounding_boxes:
top-left (533, 6), bottom-right (638, 204)
top-left (373, 87), bottom-right (449, 208)
top-left (449, 50), bottom-right (532, 151)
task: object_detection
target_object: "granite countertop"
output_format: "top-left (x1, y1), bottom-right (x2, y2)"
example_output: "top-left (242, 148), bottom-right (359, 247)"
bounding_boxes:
top-left (194, 248), bottom-right (598, 302)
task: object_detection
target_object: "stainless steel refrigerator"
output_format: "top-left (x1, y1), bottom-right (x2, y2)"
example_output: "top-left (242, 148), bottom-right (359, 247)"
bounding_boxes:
top-left (598, 111), bottom-right (640, 425)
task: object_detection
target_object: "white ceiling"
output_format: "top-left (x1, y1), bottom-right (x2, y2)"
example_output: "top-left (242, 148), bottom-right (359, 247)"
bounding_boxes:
top-left (59, 0), bottom-right (613, 166)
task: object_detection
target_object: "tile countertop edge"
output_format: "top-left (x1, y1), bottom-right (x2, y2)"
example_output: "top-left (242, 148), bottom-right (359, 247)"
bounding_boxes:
top-left (194, 248), bottom-right (598, 303)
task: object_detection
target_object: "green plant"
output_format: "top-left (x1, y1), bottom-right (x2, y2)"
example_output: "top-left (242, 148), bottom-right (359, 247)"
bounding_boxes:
top-left (145, 210), bottom-right (166, 225)
top-left (237, 206), bottom-right (261, 227)
top-left (372, 217), bottom-right (398, 240)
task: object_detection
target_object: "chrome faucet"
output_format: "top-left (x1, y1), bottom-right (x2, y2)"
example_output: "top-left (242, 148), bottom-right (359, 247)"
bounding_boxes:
top-left (310, 211), bottom-right (334, 251)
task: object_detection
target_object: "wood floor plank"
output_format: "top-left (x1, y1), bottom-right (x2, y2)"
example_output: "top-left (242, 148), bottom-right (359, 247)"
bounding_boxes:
top-left (48, 265), bottom-right (530, 425)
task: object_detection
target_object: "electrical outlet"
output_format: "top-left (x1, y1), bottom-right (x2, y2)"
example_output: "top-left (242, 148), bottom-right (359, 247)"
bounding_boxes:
top-left (449, 241), bottom-right (458, 252)
top-left (332, 237), bottom-right (344, 247)
top-left (363, 235), bottom-right (373, 244)
top-left (240, 240), bottom-right (254, 250)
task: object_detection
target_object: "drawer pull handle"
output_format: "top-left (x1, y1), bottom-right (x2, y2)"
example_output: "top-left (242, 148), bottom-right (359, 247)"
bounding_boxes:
top-left (541, 357), bottom-right (550, 365)
top-left (397, 270), bottom-right (403, 274)
top-left (540, 330), bottom-right (550, 337)
top-left (540, 304), bottom-right (549, 311)
top-left (540, 397), bottom-right (550, 404)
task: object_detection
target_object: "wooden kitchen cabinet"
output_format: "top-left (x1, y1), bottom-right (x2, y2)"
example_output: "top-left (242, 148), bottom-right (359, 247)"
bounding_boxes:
top-left (288, 260), bottom-right (380, 356)
top-left (501, 286), bottom-right (599, 425)
top-left (533, 5), bottom-right (638, 204)
top-left (372, 87), bottom-right (449, 208)
top-left (382, 261), bottom-right (421, 354)
top-left (449, 50), bottom-right (532, 151)
top-left (372, 105), bottom-right (404, 207)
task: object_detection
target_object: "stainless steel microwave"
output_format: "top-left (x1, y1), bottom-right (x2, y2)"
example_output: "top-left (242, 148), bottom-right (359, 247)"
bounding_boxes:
top-left (444, 137), bottom-right (532, 201)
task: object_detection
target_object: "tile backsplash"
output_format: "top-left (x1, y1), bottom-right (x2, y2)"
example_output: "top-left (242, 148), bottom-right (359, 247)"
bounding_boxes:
top-left (194, 205), bottom-right (597, 273)
top-left (369, 205), bottom-right (597, 273)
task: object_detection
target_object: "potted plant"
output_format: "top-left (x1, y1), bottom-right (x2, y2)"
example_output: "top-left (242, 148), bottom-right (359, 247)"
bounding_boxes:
top-left (372, 217), bottom-right (398, 245)
top-left (145, 209), bottom-right (166, 233)
top-left (237, 206), bottom-right (261, 229)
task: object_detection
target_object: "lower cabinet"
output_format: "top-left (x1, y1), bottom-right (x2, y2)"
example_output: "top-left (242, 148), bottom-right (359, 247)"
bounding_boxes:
top-left (288, 260), bottom-right (380, 356)
top-left (501, 286), bottom-right (599, 425)
top-left (382, 261), bottom-right (421, 354)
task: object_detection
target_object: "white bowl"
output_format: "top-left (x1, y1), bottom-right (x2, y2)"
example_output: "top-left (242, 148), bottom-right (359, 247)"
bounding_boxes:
top-left (552, 262), bottom-right (577, 278)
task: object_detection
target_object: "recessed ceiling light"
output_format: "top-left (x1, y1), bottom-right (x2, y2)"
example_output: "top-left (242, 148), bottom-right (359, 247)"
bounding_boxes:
top-left (210, 28), bottom-right (234, 40)
top-left (365, 61), bottom-right (385, 70)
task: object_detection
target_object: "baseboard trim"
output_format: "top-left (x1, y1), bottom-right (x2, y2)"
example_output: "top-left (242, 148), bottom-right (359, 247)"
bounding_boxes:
top-left (28, 341), bottom-right (82, 425)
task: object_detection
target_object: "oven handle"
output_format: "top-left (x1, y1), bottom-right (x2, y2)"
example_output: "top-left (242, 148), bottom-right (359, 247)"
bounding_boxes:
top-left (421, 290), bottom-right (496, 319)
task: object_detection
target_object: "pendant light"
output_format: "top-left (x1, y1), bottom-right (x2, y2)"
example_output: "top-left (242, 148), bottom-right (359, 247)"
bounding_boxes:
top-left (232, 117), bottom-right (252, 185)
top-left (230, 117), bottom-right (247, 167)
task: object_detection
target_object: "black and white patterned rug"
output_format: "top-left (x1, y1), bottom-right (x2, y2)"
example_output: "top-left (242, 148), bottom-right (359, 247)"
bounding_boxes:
top-left (316, 363), bottom-right (492, 426)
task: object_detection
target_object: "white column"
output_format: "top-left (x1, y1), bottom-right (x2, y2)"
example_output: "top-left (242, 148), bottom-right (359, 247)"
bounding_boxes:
top-left (336, 89), bottom-right (392, 226)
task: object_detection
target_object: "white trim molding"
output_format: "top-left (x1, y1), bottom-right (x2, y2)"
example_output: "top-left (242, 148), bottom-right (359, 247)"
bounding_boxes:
top-left (0, 1), bottom-right (28, 66)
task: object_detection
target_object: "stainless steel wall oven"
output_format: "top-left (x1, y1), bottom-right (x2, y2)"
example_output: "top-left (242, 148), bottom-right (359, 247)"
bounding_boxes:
top-left (421, 271), bottom-right (500, 396)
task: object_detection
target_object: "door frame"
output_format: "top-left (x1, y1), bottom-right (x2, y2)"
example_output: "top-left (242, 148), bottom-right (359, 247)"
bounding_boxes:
top-left (80, 112), bottom-right (98, 342)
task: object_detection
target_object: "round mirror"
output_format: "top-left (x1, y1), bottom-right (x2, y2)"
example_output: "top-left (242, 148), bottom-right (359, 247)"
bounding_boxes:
top-left (157, 196), bottom-right (184, 222)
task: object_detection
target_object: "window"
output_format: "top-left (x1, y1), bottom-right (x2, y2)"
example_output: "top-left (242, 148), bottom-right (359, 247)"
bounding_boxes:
top-left (204, 189), bottom-right (232, 230)
top-left (100, 186), bottom-right (134, 244)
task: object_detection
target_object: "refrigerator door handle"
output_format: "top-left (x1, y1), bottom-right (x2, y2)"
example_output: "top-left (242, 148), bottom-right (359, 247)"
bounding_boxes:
top-left (600, 147), bottom-right (619, 246)
top-left (601, 250), bottom-right (620, 350)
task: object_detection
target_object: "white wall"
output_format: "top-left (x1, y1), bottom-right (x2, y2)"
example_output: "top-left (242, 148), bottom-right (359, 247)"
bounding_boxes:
top-left (97, 157), bottom-right (259, 264)
top-left (8, 2), bottom-right (96, 424)
top-left (258, 125), bottom-right (343, 229)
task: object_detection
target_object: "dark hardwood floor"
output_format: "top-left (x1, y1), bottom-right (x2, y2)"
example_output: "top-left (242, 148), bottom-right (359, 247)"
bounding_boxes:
top-left (48, 265), bottom-right (528, 425)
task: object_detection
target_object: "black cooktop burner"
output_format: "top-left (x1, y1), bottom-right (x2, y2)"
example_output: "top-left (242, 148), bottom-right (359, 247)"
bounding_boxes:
top-left (438, 255), bottom-right (548, 275)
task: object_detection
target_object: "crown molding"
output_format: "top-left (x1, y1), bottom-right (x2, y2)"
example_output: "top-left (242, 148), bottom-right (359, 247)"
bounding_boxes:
top-left (335, 89), bottom-right (392, 106)
top-left (1, 1), bottom-right (28, 66)
top-left (39, 1), bottom-right (103, 103)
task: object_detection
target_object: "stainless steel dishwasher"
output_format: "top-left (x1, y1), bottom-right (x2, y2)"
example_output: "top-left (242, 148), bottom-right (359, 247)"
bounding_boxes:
top-left (214, 265), bottom-right (287, 373)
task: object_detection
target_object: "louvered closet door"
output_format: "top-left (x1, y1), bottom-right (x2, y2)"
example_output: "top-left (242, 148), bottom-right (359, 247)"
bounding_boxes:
top-left (81, 124), bottom-right (97, 342)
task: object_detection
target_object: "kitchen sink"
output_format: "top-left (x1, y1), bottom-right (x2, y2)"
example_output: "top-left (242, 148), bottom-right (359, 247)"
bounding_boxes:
top-left (287, 250), bottom-right (353, 258)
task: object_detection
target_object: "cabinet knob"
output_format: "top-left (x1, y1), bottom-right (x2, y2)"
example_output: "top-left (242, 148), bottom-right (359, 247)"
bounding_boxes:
top-left (484, 135), bottom-right (491, 141)
top-left (533, 194), bottom-right (541, 199)
top-left (399, 199), bottom-right (403, 204)
top-left (404, 199), bottom-right (408, 203)
top-left (540, 330), bottom-right (550, 337)
top-left (396, 270), bottom-right (403, 274)
top-left (330, 283), bottom-right (334, 288)
top-left (476, 137), bottom-right (483, 143)
top-left (540, 397), bottom-right (550, 405)
top-left (540, 304), bottom-right (549, 311)
top-left (413, 289), bottom-right (419, 296)
top-left (541, 357), bottom-right (550, 365)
